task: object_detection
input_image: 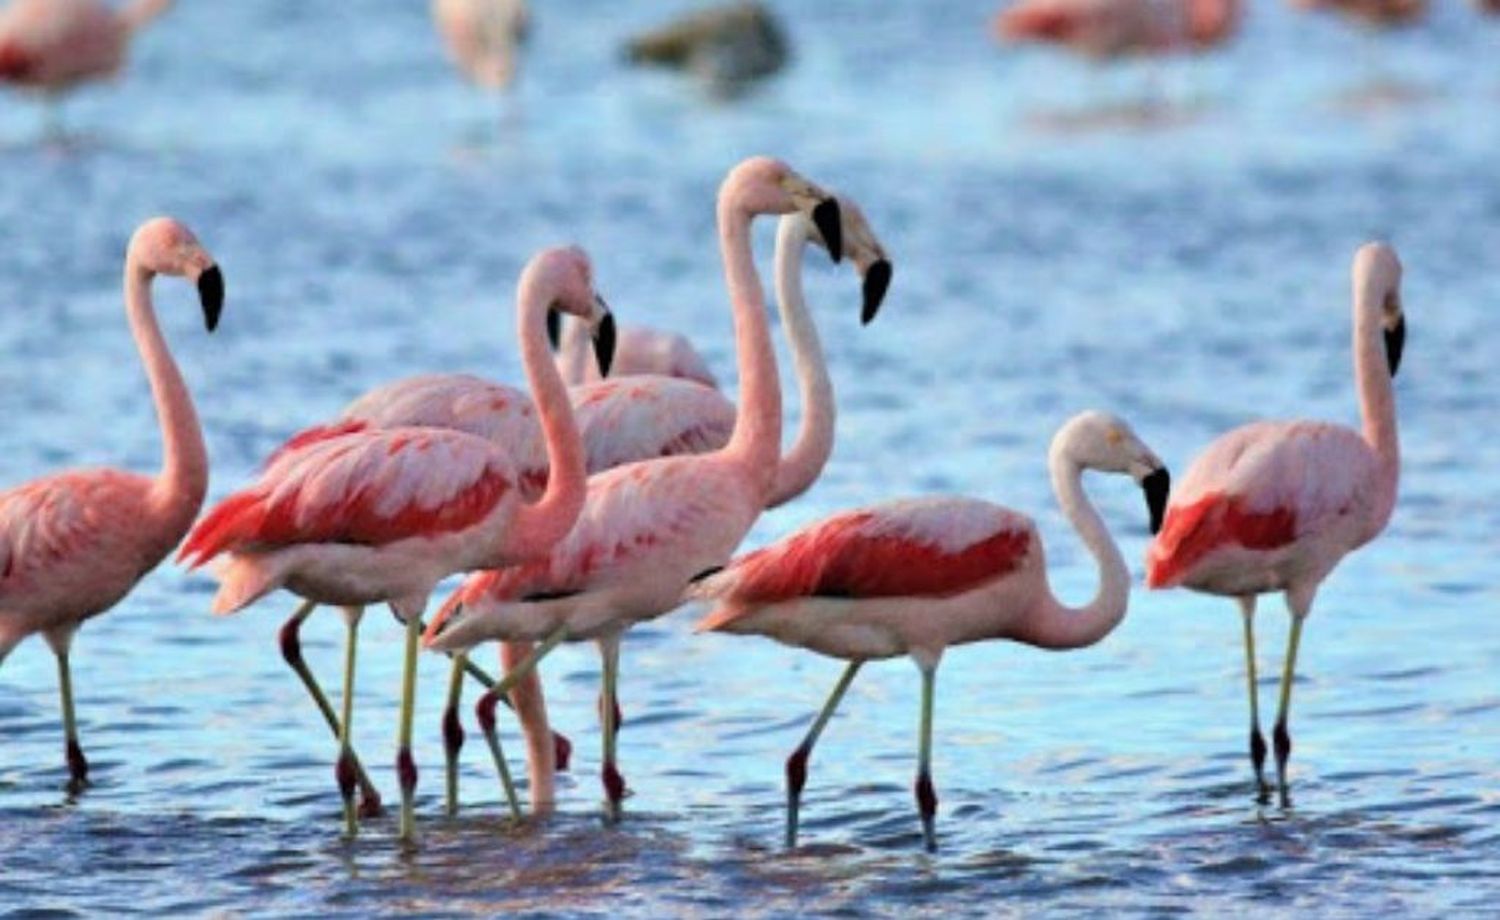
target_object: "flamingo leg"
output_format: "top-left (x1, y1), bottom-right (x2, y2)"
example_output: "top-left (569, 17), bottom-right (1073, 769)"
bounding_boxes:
top-left (442, 653), bottom-right (467, 817)
top-left (1272, 615), bottom-right (1307, 809)
top-left (915, 664), bottom-right (939, 852)
top-left (785, 660), bottom-right (861, 849)
top-left (395, 613), bottom-right (423, 842)
top-left (55, 650), bottom-right (88, 794)
top-left (335, 609), bottom-right (362, 837)
top-left (454, 649), bottom-right (572, 771)
top-left (279, 599), bottom-right (383, 817)
top-left (1238, 596), bottom-right (1270, 801)
top-left (599, 632), bottom-right (625, 823)
top-left (474, 624), bottom-right (569, 820)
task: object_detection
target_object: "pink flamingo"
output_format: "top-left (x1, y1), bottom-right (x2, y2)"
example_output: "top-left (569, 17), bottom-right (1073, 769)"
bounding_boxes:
top-left (1288, 0), bottom-right (1427, 29)
top-left (432, 0), bottom-right (529, 91)
top-left (440, 193), bottom-right (890, 814)
top-left (1146, 243), bottom-right (1404, 807)
top-left (554, 317), bottom-right (719, 389)
top-left (994, 0), bottom-right (1239, 59)
top-left (422, 156), bottom-right (845, 822)
top-left (0, 217), bottom-right (223, 793)
top-left (179, 246), bottom-right (612, 841)
top-left (688, 411), bottom-right (1169, 850)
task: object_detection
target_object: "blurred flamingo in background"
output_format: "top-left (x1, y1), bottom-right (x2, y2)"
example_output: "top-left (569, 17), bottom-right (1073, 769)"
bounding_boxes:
top-left (554, 318), bottom-right (719, 388)
top-left (423, 156), bottom-right (844, 824)
top-left (432, 0), bottom-right (528, 91)
top-left (691, 412), bottom-right (1170, 851)
top-left (0, 217), bottom-right (223, 794)
top-left (179, 247), bottom-right (612, 841)
top-left (994, 0), bottom-right (1239, 60)
top-left (1146, 243), bottom-right (1405, 807)
top-left (0, 0), bottom-right (174, 130)
top-left (1288, 0), bottom-right (1427, 29)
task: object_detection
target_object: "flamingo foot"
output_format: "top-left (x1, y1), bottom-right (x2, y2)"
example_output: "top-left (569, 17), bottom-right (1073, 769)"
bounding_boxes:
top-left (396, 746), bottom-right (418, 840)
top-left (65, 739), bottom-right (89, 794)
top-left (278, 615), bottom-right (305, 668)
top-left (554, 732), bottom-right (573, 772)
top-left (602, 761), bottom-right (626, 823)
top-left (442, 703), bottom-right (465, 817)
top-left (1272, 719), bottom-right (1292, 808)
top-left (358, 788), bottom-right (384, 819)
top-left (785, 743), bottom-right (811, 848)
top-left (915, 769), bottom-right (938, 852)
top-left (1249, 725), bottom-right (1270, 802)
top-left (336, 750), bottom-right (359, 837)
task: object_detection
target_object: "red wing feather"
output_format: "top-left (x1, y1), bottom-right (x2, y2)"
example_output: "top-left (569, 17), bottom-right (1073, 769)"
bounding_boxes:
top-left (1146, 493), bottom-right (1297, 588)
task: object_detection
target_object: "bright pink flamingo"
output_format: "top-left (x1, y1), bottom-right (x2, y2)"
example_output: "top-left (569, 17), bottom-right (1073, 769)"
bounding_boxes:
top-left (1146, 243), bottom-right (1404, 807)
top-left (1288, 0), bottom-right (1427, 28)
top-left (422, 156), bottom-right (845, 822)
top-left (179, 246), bottom-right (611, 841)
top-left (689, 411), bottom-right (1169, 850)
top-left (432, 0), bottom-right (529, 90)
top-left (440, 193), bottom-right (890, 813)
top-left (994, 0), bottom-right (1239, 59)
top-left (554, 318), bottom-right (719, 388)
top-left (0, 217), bottom-right (222, 793)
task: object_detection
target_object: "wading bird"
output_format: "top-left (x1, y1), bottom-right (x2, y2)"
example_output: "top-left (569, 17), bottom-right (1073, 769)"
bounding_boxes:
top-left (423, 156), bottom-right (844, 823)
top-left (994, 0), bottom-right (1239, 60)
top-left (0, 217), bottom-right (223, 793)
top-left (432, 0), bottom-right (529, 91)
top-left (1288, 0), bottom-right (1427, 29)
top-left (691, 411), bottom-right (1169, 851)
top-left (554, 317), bottom-right (718, 389)
top-left (179, 247), bottom-right (612, 841)
top-left (1146, 242), bottom-right (1405, 807)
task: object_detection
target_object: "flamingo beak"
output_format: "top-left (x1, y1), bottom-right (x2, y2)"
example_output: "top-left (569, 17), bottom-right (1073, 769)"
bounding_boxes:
top-left (197, 265), bottom-right (224, 332)
top-left (1384, 314), bottom-right (1405, 377)
top-left (593, 305), bottom-right (617, 378)
top-left (1142, 467), bottom-right (1171, 536)
top-left (861, 259), bottom-right (892, 325)
top-left (812, 198), bottom-right (843, 265)
top-left (422, 601), bottom-right (466, 650)
top-left (546, 308), bottom-right (562, 351)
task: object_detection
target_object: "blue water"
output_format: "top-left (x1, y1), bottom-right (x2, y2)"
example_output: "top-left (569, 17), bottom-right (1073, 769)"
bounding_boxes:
top-left (3, 1), bottom-right (1499, 915)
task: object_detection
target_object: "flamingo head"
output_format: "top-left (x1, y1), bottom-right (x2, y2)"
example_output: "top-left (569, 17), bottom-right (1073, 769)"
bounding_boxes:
top-left (1354, 242), bottom-right (1405, 378)
top-left (1053, 411), bottom-right (1172, 535)
top-left (722, 156), bottom-right (843, 264)
top-left (828, 194), bottom-right (893, 325)
top-left (527, 245), bottom-right (616, 377)
top-left (129, 217), bottom-right (225, 332)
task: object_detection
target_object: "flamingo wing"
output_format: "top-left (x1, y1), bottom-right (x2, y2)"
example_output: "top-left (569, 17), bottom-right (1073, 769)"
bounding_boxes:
top-left (180, 428), bottom-right (517, 567)
top-left (693, 497), bottom-right (1036, 631)
top-left (570, 377), bottom-right (734, 473)
top-left (1146, 420), bottom-right (1377, 587)
top-left (0, 470), bottom-right (145, 589)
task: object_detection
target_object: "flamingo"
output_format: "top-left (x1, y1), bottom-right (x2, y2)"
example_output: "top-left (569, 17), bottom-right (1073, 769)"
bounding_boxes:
top-left (422, 156), bottom-right (844, 823)
top-left (1288, 0), bottom-right (1427, 29)
top-left (1146, 242), bottom-right (1405, 807)
top-left (993, 0), bottom-right (1239, 60)
top-left (179, 246), bottom-right (612, 841)
top-left (688, 411), bottom-right (1169, 851)
top-left (432, 0), bottom-right (528, 91)
top-left (553, 317), bottom-right (719, 389)
top-left (439, 193), bottom-right (891, 814)
top-left (0, 216), bottom-right (223, 793)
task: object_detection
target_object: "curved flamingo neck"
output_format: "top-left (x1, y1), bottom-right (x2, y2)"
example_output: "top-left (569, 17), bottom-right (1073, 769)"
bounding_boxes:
top-left (766, 216), bottom-right (834, 509)
top-left (127, 260), bottom-right (206, 524)
top-left (1352, 271), bottom-right (1399, 531)
top-left (505, 274), bottom-right (587, 556)
top-left (718, 195), bottom-right (781, 497)
top-left (1022, 445), bottom-right (1130, 651)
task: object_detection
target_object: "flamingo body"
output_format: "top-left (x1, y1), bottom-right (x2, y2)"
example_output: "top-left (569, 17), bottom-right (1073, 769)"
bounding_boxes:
top-left (569, 377), bottom-right (734, 472)
top-left (0, 0), bottom-right (169, 93)
top-left (1290, 0), bottom-right (1426, 28)
top-left (995, 0), bottom-right (1238, 58)
top-left (432, 0), bottom-right (528, 90)
top-left (558, 320), bottom-right (719, 389)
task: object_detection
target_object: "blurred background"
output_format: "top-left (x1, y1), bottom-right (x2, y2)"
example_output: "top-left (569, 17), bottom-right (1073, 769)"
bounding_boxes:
top-left (1, 1), bottom-right (1497, 915)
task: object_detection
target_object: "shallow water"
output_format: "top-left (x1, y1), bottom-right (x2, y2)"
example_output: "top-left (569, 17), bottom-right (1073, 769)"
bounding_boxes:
top-left (3, 1), bottom-right (1500, 916)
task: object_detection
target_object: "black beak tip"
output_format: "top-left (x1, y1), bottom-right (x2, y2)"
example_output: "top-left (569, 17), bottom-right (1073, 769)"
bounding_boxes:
top-left (1143, 467), bottom-right (1171, 536)
top-left (861, 260), bottom-right (892, 326)
top-left (594, 313), bottom-right (617, 378)
top-left (812, 198), bottom-right (843, 265)
top-left (1384, 317), bottom-right (1405, 378)
top-left (197, 265), bottom-right (224, 333)
top-left (546, 309), bottom-right (562, 351)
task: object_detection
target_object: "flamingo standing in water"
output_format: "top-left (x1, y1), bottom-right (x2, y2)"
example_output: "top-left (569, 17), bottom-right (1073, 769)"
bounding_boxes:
top-left (179, 247), bottom-right (612, 841)
top-left (1146, 243), bottom-right (1405, 807)
top-left (690, 412), bottom-right (1169, 850)
top-left (994, 0), bottom-right (1239, 60)
top-left (432, 0), bottom-right (529, 91)
top-left (0, 217), bottom-right (223, 792)
top-left (440, 193), bottom-right (892, 814)
top-left (1288, 0), bottom-right (1427, 29)
top-left (423, 156), bottom-right (845, 822)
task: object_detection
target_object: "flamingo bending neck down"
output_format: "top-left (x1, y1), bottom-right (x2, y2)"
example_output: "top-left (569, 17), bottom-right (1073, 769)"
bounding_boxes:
top-left (179, 246), bottom-right (613, 841)
top-left (0, 217), bottom-right (223, 793)
top-left (423, 156), bottom-right (845, 823)
top-left (689, 411), bottom-right (1169, 850)
top-left (1146, 242), bottom-right (1405, 807)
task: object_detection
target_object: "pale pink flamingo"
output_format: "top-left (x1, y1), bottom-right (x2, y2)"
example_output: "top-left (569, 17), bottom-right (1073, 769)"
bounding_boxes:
top-left (689, 412), bottom-right (1169, 850)
top-left (1146, 243), bottom-right (1404, 807)
top-left (0, 216), bottom-right (222, 793)
top-left (440, 193), bottom-right (890, 814)
top-left (1288, 0), bottom-right (1427, 29)
top-left (422, 156), bottom-right (845, 823)
top-left (994, 0), bottom-right (1239, 59)
top-left (554, 317), bottom-right (719, 389)
top-left (432, 0), bottom-right (529, 91)
top-left (179, 246), bottom-right (611, 841)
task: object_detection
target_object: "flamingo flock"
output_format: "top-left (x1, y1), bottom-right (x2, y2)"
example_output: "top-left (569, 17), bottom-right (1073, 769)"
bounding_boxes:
top-left (0, 151), bottom-right (1410, 854)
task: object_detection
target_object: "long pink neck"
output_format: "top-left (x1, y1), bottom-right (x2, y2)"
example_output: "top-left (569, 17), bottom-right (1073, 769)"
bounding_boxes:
top-left (503, 279), bottom-right (588, 556)
top-left (1021, 446), bottom-right (1130, 651)
top-left (127, 262), bottom-right (207, 530)
top-left (766, 216), bottom-right (833, 509)
top-left (556, 315), bottom-right (593, 386)
top-left (1353, 276), bottom-right (1400, 535)
top-left (120, 0), bottom-right (174, 33)
top-left (718, 197), bottom-right (782, 497)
